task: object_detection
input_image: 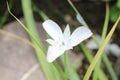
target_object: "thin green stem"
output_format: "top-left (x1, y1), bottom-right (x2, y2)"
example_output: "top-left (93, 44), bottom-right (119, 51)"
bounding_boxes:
top-left (67, 0), bottom-right (79, 15)
top-left (0, 0), bottom-right (13, 28)
top-left (0, 29), bottom-right (35, 48)
top-left (52, 62), bottom-right (68, 80)
top-left (64, 53), bottom-right (67, 74)
top-left (103, 54), bottom-right (118, 80)
top-left (93, 3), bottom-right (110, 80)
top-left (67, 0), bottom-right (88, 26)
top-left (33, 4), bottom-right (48, 21)
top-left (80, 43), bottom-right (93, 62)
top-left (101, 3), bottom-right (109, 41)
top-left (61, 52), bottom-right (80, 80)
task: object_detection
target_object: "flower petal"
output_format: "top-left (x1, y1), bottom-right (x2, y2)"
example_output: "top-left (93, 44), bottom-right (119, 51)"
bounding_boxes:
top-left (64, 24), bottom-right (71, 38)
top-left (86, 34), bottom-right (101, 50)
top-left (70, 26), bottom-right (92, 47)
top-left (47, 46), bottom-right (65, 63)
top-left (46, 39), bottom-right (56, 46)
top-left (109, 43), bottom-right (120, 57)
top-left (42, 20), bottom-right (63, 40)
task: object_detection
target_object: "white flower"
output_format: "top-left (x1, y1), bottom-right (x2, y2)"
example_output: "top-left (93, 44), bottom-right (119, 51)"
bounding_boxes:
top-left (42, 19), bottom-right (93, 62)
top-left (86, 34), bottom-right (120, 57)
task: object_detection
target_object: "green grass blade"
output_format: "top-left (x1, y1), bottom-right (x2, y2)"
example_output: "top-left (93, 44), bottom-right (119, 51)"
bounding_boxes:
top-left (93, 3), bottom-right (110, 80)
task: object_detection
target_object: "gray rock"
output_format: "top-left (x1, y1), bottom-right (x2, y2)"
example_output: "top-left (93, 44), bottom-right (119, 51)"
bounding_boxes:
top-left (0, 19), bottom-right (46, 80)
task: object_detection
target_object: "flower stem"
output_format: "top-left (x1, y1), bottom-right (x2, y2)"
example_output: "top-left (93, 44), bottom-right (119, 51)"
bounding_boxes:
top-left (61, 52), bottom-right (80, 80)
top-left (64, 53), bottom-right (67, 74)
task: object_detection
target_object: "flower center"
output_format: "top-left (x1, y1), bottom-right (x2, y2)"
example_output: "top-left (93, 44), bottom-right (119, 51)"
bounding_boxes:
top-left (62, 41), bottom-right (65, 46)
